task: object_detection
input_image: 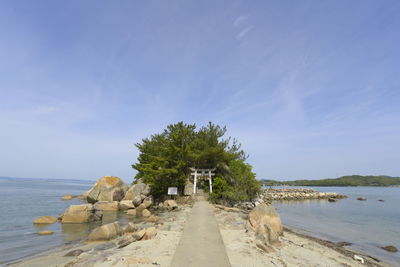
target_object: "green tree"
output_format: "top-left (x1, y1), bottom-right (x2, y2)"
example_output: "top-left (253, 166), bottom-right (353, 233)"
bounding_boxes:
top-left (132, 122), bottom-right (260, 201)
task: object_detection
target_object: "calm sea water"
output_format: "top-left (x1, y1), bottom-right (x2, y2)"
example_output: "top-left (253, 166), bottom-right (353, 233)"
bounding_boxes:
top-left (0, 177), bottom-right (95, 265)
top-left (273, 186), bottom-right (400, 266)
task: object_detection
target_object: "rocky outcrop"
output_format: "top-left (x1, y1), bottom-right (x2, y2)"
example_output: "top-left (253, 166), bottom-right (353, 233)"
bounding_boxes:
top-left (33, 216), bottom-right (58, 224)
top-left (248, 203), bottom-right (283, 235)
top-left (247, 203), bottom-right (283, 253)
top-left (123, 179), bottom-right (150, 201)
top-left (143, 227), bottom-right (157, 240)
top-left (142, 209), bottom-right (151, 217)
top-left (94, 201), bottom-right (119, 211)
top-left (126, 209), bottom-right (137, 216)
top-left (119, 200), bottom-right (135, 210)
top-left (61, 204), bottom-right (102, 223)
top-left (87, 222), bottom-right (122, 241)
top-left (261, 188), bottom-right (347, 202)
top-left (163, 199), bottom-right (178, 210)
top-left (142, 196), bottom-right (153, 209)
top-left (86, 176), bottom-right (128, 203)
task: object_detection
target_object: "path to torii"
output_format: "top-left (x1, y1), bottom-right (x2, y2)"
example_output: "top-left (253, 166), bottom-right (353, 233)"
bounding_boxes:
top-left (190, 168), bottom-right (215, 194)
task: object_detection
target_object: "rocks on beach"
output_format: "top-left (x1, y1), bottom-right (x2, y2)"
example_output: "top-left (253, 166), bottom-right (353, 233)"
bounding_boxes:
top-left (93, 201), bottom-right (119, 211)
top-left (357, 197), bottom-right (367, 201)
top-left (33, 216), bottom-right (58, 224)
top-left (86, 176), bottom-right (128, 203)
top-left (123, 179), bottom-right (151, 201)
top-left (61, 204), bottom-right (102, 224)
top-left (87, 222), bottom-right (122, 241)
top-left (36, 230), bottom-right (54, 235)
top-left (261, 188), bottom-right (347, 202)
top-left (247, 203), bottom-right (283, 253)
top-left (381, 245), bottom-right (398, 253)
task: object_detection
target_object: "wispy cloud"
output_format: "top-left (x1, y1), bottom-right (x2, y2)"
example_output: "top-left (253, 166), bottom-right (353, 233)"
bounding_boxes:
top-left (233, 15), bottom-right (247, 27)
top-left (236, 25), bottom-right (254, 39)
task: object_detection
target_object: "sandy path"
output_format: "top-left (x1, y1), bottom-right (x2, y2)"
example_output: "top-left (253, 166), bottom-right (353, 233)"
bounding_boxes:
top-left (170, 200), bottom-right (231, 267)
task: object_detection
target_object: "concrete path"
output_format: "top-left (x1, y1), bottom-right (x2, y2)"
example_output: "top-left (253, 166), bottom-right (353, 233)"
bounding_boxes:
top-left (170, 200), bottom-right (231, 267)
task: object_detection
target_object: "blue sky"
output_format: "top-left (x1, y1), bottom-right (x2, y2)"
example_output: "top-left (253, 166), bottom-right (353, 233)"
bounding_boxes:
top-left (1, 1), bottom-right (400, 182)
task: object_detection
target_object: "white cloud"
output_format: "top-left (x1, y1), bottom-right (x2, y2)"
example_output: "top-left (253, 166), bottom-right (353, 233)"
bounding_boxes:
top-left (236, 25), bottom-right (254, 39)
top-left (233, 15), bottom-right (247, 27)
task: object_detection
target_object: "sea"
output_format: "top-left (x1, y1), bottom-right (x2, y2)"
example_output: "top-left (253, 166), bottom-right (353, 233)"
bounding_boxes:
top-left (0, 178), bottom-right (399, 266)
top-left (272, 186), bottom-right (400, 266)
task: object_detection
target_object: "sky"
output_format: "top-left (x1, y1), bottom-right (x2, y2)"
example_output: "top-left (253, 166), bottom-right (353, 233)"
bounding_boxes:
top-left (1, 0), bottom-right (400, 182)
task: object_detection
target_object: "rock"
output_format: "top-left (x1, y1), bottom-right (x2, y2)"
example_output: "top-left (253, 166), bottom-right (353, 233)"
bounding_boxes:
top-left (223, 207), bottom-right (241, 212)
top-left (62, 195), bottom-right (74, 201)
top-left (145, 215), bottom-right (160, 223)
top-left (381, 245), bottom-right (398, 253)
top-left (132, 229), bottom-right (146, 241)
top-left (256, 241), bottom-right (276, 253)
top-left (184, 181), bottom-right (194, 196)
top-left (142, 196), bottom-right (153, 209)
top-left (378, 199), bottom-right (385, 202)
top-left (132, 196), bottom-right (143, 207)
top-left (142, 209), bottom-right (151, 217)
top-left (357, 197), bottom-right (367, 201)
top-left (86, 176), bottom-right (128, 203)
top-left (62, 204), bottom-right (102, 224)
top-left (143, 227), bottom-right (157, 240)
top-left (328, 198), bottom-right (338, 202)
top-left (119, 200), bottom-right (135, 210)
top-left (37, 230), bottom-right (54, 235)
top-left (117, 235), bottom-right (136, 248)
top-left (123, 179), bottom-right (151, 201)
top-left (163, 199), bottom-right (178, 210)
top-left (33, 216), bottom-right (58, 224)
top-left (94, 201), bottom-right (119, 211)
top-left (87, 222), bottom-right (121, 241)
top-left (125, 256), bottom-right (152, 265)
top-left (64, 249), bottom-right (84, 257)
top-left (255, 223), bottom-right (281, 247)
top-left (337, 242), bottom-right (352, 247)
top-left (121, 222), bottom-right (138, 234)
top-left (248, 203), bottom-right (283, 235)
top-left (126, 209), bottom-right (137, 216)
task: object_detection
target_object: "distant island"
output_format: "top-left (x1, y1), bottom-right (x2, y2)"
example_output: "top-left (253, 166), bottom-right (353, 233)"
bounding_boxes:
top-left (262, 175), bottom-right (400, 187)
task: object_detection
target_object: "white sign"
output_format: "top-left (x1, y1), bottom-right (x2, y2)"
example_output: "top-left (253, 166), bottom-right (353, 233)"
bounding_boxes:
top-left (168, 187), bottom-right (178, 195)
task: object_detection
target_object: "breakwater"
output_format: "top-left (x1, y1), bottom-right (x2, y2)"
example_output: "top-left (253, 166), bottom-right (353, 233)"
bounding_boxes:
top-left (261, 188), bottom-right (347, 201)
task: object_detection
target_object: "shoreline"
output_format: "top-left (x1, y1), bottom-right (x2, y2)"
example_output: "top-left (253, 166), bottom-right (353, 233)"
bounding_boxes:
top-left (9, 206), bottom-right (391, 267)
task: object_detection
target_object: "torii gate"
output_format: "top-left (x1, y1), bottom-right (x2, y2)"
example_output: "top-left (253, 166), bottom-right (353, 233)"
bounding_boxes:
top-left (190, 168), bottom-right (215, 194)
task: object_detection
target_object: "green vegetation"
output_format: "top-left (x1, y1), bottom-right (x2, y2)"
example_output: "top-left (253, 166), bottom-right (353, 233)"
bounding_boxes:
top-left (262, 175), bottom-right (400, 187)
top-left (132, 122), bottom-right (260, 203)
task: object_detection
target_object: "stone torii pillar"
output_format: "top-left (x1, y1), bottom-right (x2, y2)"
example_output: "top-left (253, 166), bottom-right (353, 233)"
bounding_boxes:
top-left (190, 168), bottom-right (215, 194)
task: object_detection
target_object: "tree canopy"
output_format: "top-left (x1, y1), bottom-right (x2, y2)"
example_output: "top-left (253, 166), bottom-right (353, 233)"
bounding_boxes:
top-left (132, 122), bottom-right (260, 202)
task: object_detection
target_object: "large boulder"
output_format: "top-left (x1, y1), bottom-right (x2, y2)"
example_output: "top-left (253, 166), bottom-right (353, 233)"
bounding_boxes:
top-left (33, 216), bottom-right (58, 224)
top-left (119, 200), bottom-right (135, 210)
top-left (142, 227), bottom-right (157, 240)
top-left (87, 176), bottom-right (128, 203)
top-left (248, 203), bottom-right (283, 235)
top-left (87, 222), bottom-right (121, 241)
top-left (123, 179), bottom-right (151, 201)
top-left (142, 196), bottom-right (153, 209)
top-left (61, 204), bottom-right (102, 224)
top-left (94, 201), bottom-right (119, 211)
